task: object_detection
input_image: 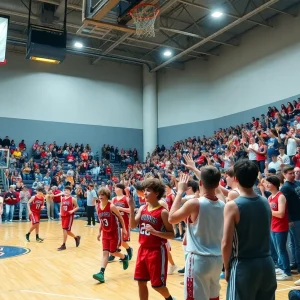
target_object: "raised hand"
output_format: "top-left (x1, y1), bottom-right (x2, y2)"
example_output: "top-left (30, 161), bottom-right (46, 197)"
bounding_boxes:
top-left (177, 173), bottom-right (189, 193)
top-left (182, 154), bottom-right (196, 171)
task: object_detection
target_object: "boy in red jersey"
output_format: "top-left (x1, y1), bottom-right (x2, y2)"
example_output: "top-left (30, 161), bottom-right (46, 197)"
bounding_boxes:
top-left (25, 187), bottom-right (45, 242)
top-left (108, 183), bottom-right (133, 262)
top-left (57, 186), bottom-right (81, 251)
top-left (129, 178), bottom-right (176, 300)
top-left (93, 187), bottom-right (129, 283)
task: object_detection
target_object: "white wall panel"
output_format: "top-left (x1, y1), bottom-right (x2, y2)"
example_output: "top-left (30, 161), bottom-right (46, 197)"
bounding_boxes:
top-left (0, 53), bottom-right (143, 129)
top-left (158, 13), bottom-right (300, 128)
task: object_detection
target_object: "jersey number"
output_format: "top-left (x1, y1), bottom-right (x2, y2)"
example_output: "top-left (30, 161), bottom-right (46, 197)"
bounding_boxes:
top-left (63, 206), bottom-right (68, 211)
top-left (139, 223), bottom-right (150, 236)
top-left (102, 219), bottom-right (109, 227)
top-left (36, 204), bottom-right (40, 209)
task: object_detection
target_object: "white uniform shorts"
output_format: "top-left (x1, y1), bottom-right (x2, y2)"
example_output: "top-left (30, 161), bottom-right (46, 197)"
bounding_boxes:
top-left (184, 253), bottom-right (223, 300)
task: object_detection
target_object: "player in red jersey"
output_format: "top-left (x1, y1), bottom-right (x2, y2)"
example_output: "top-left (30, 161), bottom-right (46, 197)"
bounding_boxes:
top-left (129, 178), bottom-right (176, 300)
top-left (25, 187), bottom-right (45, 242)
top-left (108, 183), bottom-right (133, 262)
top-left (93, 187), bottom-right (129, 283)
top-left (57, 186), bottom-right (81, 251)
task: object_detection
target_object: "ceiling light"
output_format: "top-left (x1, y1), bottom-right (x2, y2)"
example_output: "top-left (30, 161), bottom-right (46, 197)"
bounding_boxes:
top-left (211, 11), bottom-right (223, 18)
top-left (30, 57), bottom-right (61, 64)
top-left (163, 50), bottom-right (172, 57)
top-left (74, 42), bottom-right (83, 49)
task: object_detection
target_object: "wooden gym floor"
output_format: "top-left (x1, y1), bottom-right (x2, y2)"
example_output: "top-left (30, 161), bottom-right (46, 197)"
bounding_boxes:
top-left (0, 219), bottom-right (298, 300)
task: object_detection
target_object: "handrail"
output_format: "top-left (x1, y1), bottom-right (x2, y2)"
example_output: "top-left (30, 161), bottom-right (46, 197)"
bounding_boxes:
top-left (0, 168), bottom-right (9, 192)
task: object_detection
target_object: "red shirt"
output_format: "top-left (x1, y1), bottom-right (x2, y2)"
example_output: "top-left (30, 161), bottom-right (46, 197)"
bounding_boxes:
top-left (165, 193), bottom-right (173, 211)
top-left (138, 204), bottom-right (167, 248)
top-left (31, 195), bottom-right (44, 213)
top-left (66, 154), bottom-right (74, 161)
top-left (293, 154), bottom-right (300, 168)
top-left (257, 145), bottom-right (267, 161)
top-left (61, 196), bottom-right (74, 217)
top-left (269, 191), bottom-right (289, 232)
top-left (53, 190), bottom-right (62, 203)
top-left (96, 202), bottom-right (119, 236)
top-left (81, 153), bottom-right (88, 160)
top-left (112, 196), bottom-right (129, 225)
top-left (106, 167), bottom-right (112, 175)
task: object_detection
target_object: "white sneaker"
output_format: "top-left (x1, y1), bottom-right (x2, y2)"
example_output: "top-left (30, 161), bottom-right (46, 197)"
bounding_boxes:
top-left (168, 264), bottom-right (177, 275)
top-left (85, 224), bottom-right (91, 227)
top-left (276, 274), bottom-right (292, 281)
top-left (19, 218), bottom-right (22, 221)
top-left (295, 279), bottom-right (300, 286)
top-left (275, 268), bottom-right (283, 275)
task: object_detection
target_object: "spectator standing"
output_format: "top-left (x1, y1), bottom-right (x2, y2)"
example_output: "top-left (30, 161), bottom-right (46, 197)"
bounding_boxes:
top-left (52, 186), bottom-right (63, 220)
top-left (45, 189), bottom-right (54, 220)
top-left (86, 183), bottom-right (97, 227)
top-left (246, 137), bottom-right (259, 165)
top-left (266, 176), bottom-right (291, 280)
top-left (281, 165), bottom-right (300, 283)
top-left (19, 186), bottom-right (31, 221)
top-left (4, 185), bottom-right (18, 222)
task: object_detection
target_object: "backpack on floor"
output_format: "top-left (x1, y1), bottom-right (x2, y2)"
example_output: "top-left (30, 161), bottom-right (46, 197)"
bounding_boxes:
top-left (289, 290), bottom-right (300, 300)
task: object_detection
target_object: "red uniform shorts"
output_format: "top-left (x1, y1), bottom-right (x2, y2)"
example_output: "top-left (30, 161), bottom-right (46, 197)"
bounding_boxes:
top-left (61, 215), bottom-right (74, 231)
top-left (30, 212), bottom-right (40, 225)
top-left (134, 245), bottom-right (168, 288)
top-left (102, 229), bottom-right (121, 253)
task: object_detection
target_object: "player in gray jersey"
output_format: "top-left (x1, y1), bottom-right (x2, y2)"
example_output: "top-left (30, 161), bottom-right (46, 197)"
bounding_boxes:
top-left (222, 159), bottom-right (276, 300)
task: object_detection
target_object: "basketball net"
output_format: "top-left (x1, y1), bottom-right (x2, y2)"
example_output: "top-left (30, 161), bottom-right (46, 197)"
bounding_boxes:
top-left (129, 3), bottom-right (159, 38)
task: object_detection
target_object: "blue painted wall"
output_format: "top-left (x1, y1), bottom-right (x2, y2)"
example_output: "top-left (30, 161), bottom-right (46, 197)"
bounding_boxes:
top-left (0, 117), bottom-right (143, 160)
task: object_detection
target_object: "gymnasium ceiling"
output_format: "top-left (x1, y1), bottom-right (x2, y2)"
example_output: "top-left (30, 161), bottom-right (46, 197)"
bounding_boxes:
top-left (2, 0), bottom-right (300, 70)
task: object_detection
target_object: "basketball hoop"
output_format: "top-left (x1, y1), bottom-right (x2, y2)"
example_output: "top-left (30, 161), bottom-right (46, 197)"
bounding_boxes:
top-left (129, 3), bottom-right (159, 38)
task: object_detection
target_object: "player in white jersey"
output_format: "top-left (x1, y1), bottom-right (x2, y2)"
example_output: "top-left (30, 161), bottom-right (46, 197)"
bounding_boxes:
top-left (169, 161), bottom-right (225, 300)
top-left (178, 179), bottom-right (199, 274)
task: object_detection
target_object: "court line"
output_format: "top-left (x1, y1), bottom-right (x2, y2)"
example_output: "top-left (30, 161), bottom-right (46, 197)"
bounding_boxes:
top-left (20, 290), bottom-right (104, 300)
top-left (277, 286), bottom-right (299, 292)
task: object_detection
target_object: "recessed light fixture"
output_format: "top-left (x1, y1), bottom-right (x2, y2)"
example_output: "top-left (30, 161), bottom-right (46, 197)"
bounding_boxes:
top-left (211, 11), bottom-right (223, 18)
top-left (163, 50), bottom-right (172, 57)
top-left (74, 42), bottom-right (83, 49)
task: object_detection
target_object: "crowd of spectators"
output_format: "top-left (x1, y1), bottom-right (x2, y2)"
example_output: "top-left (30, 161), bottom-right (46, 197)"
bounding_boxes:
top-left (1, 97), bottom-right (300, 223)
top-left (0, 139), bottom-right (137, 222)
top-left (119, 99), bottom-right (300, 186)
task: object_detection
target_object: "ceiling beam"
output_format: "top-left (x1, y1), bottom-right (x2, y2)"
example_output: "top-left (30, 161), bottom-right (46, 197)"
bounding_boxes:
top-left (151, 0), bottom-right (280, 72)
top-left (177, 0), bottom-right (273, 28)
top-left (160, 27), bottom-right (236, 47)
top-left (92, 32), bottom-right (131, 64)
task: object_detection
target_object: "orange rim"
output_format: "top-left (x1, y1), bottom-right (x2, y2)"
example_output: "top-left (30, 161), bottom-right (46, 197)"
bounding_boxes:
top-left (129, 3), bottom-right (160, 20)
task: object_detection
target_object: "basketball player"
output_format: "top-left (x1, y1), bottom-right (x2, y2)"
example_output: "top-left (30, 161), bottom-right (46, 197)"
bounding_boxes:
top-left (129, 178), bottom-right (176, 300)
top-left (108, 183), bottom-right (133, 262)
top-left (164, 183), bottom-right (177, 275)
top-left (25, 187), bottom-right (45, 242)
top-left (93, 187), bottom-right (129, 283)
top-left (178, 179), bottom-right (199, 275)
top-left (169, 168), bottom-right (225, 300)
top-left (223, 159), bottom-right (276, 300)
top-left (57, 186), bottom-right (81, 251)
top-left (224, 167), bottom-right (240, 202)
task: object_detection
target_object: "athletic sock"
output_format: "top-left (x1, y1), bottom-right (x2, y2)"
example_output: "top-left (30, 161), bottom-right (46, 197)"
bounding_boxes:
top-left (100, 268), bottom-right (105, 274)
top-left (165, 296), bottom-right (173, 300)
top-left (36, 234), bottom-right (39, 239)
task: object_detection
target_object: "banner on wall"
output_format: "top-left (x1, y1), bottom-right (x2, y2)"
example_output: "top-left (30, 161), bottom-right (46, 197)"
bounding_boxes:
top-left (0, 16), bottom-right (8, 63)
